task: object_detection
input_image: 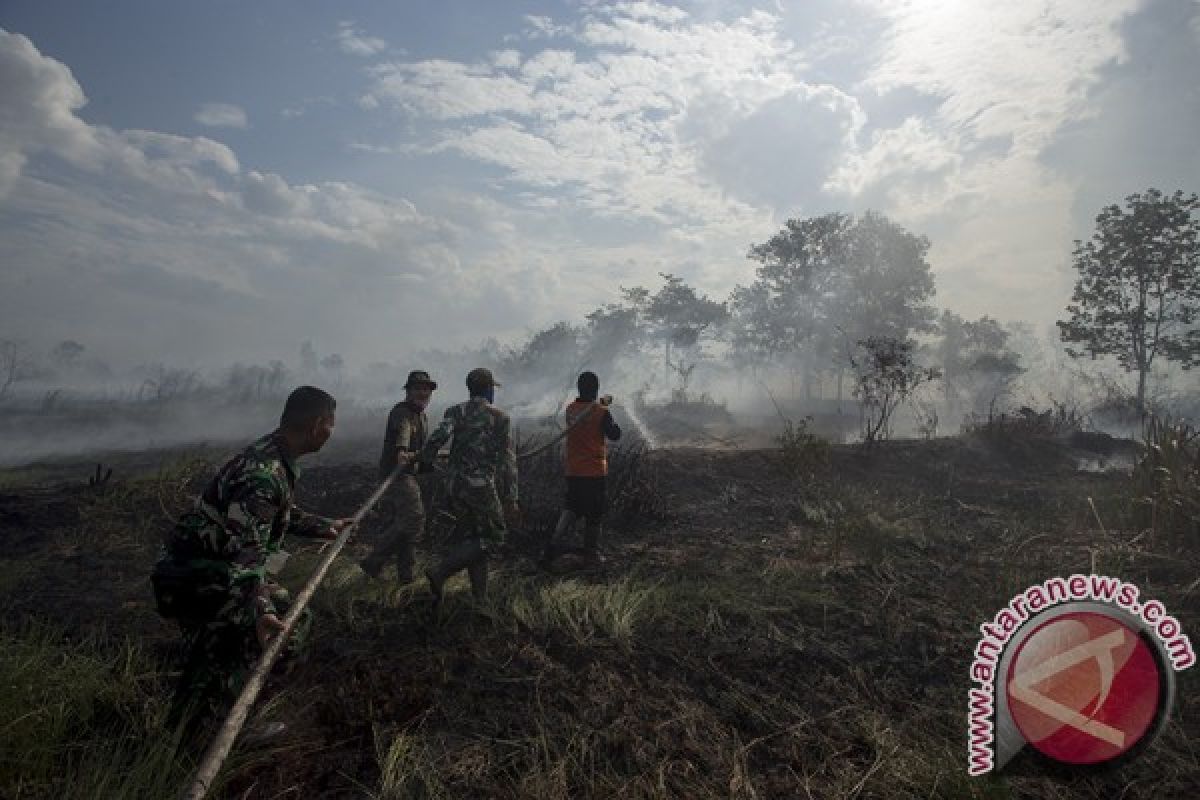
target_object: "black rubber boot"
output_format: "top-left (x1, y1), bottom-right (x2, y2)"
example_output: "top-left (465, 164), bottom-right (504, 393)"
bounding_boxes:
top-left (542, 510), bottom-right (576, 567)
top-left (426, 540), bottom-right (485, 607)
top-left (360, 549), bottom-right (385, 580)
top-left (395, 534), bottom-right (416, 584)
top-left (466, 555), bottom-right (488, 602)
top-left (582, 522), bottom-right (606, 566)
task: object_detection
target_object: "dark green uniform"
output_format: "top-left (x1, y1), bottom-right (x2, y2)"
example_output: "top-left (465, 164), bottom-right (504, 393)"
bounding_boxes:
top-left (419, 398), bottom-right (518, 599)
top-left (152, 432), bottom-right (332, 725)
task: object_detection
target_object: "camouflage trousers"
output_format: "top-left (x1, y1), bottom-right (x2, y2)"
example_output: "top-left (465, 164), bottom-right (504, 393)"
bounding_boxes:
top-left (168, 583), bottom-right (311, 729)
top-left (427, 481), bottom-right (508, 601)
top-left (448, 480), bottom-right (507, 549)
top-left (362, 475), bottom-right (426, 578)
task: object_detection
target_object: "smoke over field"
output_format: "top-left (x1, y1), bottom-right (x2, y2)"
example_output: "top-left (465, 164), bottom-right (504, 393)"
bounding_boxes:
top-left (4, 2), bottom-right (1200, 794)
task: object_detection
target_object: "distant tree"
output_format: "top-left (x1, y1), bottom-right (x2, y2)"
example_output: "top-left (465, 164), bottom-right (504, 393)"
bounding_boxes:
top-left (519, 323), bottom-right (581, 370)
top-left (937, 311), bottom-right (1024, 415)
top-left (638, 273), bottom-right (728, 397)
top-left (51, 340), bottom-right (85, 369)
top-left (320, 353), bottom-right (345, 386)
top-left (0, 339), bottom-right (34, 399)
top-left (850, 336), bottom-right (940, 447)
top-left (740, 214), bottom-right (853, 370)
top-left (137, 365), bottom-right (201, 403)
top-left (266, 360), bottom-right (288, 395)
top-left (300, 340), bottom-right (319, 374)
top-left (226, 361), bottom-right (291, 402)
top-left (582, 302), bottom-right (644, 372)
top-left (733, 211), bottom-right (937, 400)
top-left (727, 282), bottom-right (775, 370)
top-left (831, 211), bottom-right (937, 344)
top-left (1057, 189), bottom-right (1200, 412)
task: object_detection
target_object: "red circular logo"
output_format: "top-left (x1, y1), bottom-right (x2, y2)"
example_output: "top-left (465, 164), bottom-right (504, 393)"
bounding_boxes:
top-left (1006, 611), bottom-right (1162, 765)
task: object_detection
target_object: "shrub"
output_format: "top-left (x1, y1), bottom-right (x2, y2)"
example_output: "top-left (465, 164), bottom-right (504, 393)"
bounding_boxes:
top-left (776, 415), bottom-right (830, 478)
top-left (1133, 416), bottom-right (1200, 546)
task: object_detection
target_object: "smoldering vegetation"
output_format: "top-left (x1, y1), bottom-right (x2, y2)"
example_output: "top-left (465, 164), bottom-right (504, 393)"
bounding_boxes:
top-left (5, 201), bottom-right (1200, 468)
top-left (2, 198), bottom-right (1200, 797)
top-left (2, 406), bottom-right (1198, 798)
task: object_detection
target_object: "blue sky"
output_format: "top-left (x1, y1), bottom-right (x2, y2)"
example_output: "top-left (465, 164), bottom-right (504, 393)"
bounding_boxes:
top-left (1, 0), bottom-right (1198, 371)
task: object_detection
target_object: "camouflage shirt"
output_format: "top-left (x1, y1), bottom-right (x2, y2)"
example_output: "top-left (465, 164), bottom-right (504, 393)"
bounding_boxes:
top-left (165, 432), bottom-right (332, 612)
top-left (377, 401), bottom-right (429, 481)
top-left (420, 399), bottom-right (518, 503)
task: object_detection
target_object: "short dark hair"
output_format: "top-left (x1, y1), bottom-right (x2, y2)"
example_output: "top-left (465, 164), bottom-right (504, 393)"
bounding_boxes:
top-left (577, 371), bottom-right (599, 401)
top-left (280, 386), bottom-right (336, 430)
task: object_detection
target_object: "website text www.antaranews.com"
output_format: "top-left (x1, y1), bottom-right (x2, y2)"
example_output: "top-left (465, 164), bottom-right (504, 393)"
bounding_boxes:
top-left (967, 574), bottom-right (1195, 776)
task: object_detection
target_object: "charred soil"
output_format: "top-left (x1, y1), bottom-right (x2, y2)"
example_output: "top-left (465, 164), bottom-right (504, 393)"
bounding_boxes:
top-left (1, 432), bottom-right (1197, 799)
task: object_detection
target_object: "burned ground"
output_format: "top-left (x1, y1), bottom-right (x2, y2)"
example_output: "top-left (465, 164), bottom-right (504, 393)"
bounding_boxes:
top-left (1, 431), bottom-right (1197, 799)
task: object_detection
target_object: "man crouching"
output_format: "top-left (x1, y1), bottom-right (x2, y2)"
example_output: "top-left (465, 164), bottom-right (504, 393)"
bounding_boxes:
top-left (152, 386), bottom-right (350, 737)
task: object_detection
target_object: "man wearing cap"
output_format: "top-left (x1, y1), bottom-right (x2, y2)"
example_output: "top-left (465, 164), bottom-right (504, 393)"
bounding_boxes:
top-left (362, 370), bottom-right (438, 583)
top-left (417, 367), bottom-right (519, 604)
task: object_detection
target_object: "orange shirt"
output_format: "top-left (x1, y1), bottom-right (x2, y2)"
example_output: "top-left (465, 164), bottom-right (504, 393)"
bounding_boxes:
top-left (565, 400), bottom-right (608, 477)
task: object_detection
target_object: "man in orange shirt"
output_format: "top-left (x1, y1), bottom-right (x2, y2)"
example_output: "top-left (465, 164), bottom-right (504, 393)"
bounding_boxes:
top-left (541, 371), bottom-right (621, 566)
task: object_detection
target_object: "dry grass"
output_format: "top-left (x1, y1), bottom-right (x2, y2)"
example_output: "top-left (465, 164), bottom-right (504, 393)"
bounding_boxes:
top-left (1, 433), bottom-right (1198, 798)
top-left (1133, 415), bottom-right (1200, 547)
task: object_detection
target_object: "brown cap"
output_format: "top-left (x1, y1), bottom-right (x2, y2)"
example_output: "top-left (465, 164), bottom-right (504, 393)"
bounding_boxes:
top-left (466, 367), bottom-right (502, 392)
top-left (404, 370), bottom-right (437, 390)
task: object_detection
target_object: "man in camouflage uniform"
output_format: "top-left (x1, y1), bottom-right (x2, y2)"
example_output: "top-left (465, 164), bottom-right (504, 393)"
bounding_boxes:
top-left (361, 370), bottom-right (438, 583)
top-left (417, 368), bottom-right (519, 604)
top-left (152, 386), bottom-right (350, 732)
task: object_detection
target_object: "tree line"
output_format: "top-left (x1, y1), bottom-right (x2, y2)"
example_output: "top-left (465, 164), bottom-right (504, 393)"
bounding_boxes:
top-left (4, 187), bottom-right (1196, 425)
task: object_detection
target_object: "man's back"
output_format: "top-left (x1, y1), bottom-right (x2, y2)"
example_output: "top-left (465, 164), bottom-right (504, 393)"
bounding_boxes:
top-left (169, 433), bottom-right (294, 559)
top-left (438, 399), bottom-right (512, 489)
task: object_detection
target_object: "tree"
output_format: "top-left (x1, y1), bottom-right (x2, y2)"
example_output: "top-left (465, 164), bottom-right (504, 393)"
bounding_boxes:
top-left (740, 213), bottom-right (853, 369)
top-left (1057, 189), bottom-right (1200, 412)
top-left (638, 273), bottom-right (728, 399)
top-left (732, 211), bottom-right (937, 400)
top-left (727, 282), bottom-right (775, 369)
top-left (582, 302), bottom-right (644, 373)
top-left (0, 339), bottom-right (34, 399)
top-left (850, 336), bottom-right (940, 447)
top-left (502, 322), bottom-right (583, 393)
top-left (320, 353), bottom-right (345, 386)
top-left (937, 311), bottom-right (1024, 415)
top-left (300, 340), bottom-right (318, 374)
top-left (51, 340), bottom-right (85, 369)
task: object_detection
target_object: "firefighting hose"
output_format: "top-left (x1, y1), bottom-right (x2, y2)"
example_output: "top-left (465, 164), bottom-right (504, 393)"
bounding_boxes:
top-left (181, 397), bottom-right (610, 798)
top-left (181, 462), bottom-right (406, 800)
top-left (515, 396), bottom-right (609, 460)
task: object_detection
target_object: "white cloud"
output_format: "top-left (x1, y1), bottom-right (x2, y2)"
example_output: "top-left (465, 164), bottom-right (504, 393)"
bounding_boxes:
top-left (523, 15), bottom-right (573, 39)
top-left (362, 2), bottom-right (806, 242)
top-left (491, 49), bottom-right (521, 69)
top-left (0, 28), bottom-right (104, 195)
top-left (336, 21), bottom-right (387, 57)
top-left (5, 1), bottom-right (1194, 372)
top-left (863, 0), bottom-right (1141, 153)
top-left (819, 0), bottom-right (1149, 323)
top-left (826, 116), bottom-right (958, 197)
top-left (194, 102), bottom-right (248, 129)
top-left (0, 29), bottom-right (555, 366)
top-left (281, 95), bottom-right (335, 119)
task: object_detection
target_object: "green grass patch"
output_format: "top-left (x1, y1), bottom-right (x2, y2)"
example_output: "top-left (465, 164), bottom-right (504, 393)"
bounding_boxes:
top-left (0, 623), bottom-right (191, 799)
top-left (507, 576), bottom-right (660, 649)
